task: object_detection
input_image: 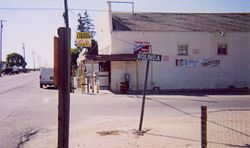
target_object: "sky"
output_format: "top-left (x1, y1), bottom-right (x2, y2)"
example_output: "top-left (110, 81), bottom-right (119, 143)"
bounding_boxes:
top-left (0, 0), bottom-right (250, 68)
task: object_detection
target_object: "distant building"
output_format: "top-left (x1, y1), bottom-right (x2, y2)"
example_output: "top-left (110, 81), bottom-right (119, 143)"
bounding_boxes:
top-left (84, 11), bottom-right (250, 92)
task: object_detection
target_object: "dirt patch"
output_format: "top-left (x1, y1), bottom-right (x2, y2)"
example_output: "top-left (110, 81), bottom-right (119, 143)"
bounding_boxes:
top-left (96, 130), bottom-right (126, 136)
top-left (96, 128), bottom-right (152, 136)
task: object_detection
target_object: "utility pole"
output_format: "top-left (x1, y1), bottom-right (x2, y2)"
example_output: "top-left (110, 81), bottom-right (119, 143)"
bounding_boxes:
top-left (0, 20), bottom-right (7, 77)
top-left (57, 0), bottom-right (71, 147)
top-left (38, 56), bottom-right (41, 68)
top-left (63, 0), bottom-right (69, 27)
top-left (32, 51), bottom-right (35, 71)
top-left (22, 43), bottom-right (26, 62)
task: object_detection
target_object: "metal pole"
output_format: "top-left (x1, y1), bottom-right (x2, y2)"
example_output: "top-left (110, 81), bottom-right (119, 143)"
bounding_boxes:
top-left (23, 43), bottom-right (26, 62)
top-left (91, 60), bottom-right (95, 93)
top-left (32, 51), bottom-right (35, 71)
top-left (201, 106), bottom-right (207, 148)
top-left (38, 56), bottom-right (40, 68)
top-left (57, 27), bottom-right (71, 148)
top-left (106, 1), bottom-right (134, 14)
top-left (83, 63), bottom-right (86, 93)
top-left (136, 61), bottom-right (139, 93)
top-left (139, 60), bottom-right (150, 131)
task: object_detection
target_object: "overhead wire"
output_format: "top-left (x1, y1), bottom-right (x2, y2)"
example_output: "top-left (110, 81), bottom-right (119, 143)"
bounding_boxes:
top-left (0, 7), bottom-right (108, 12)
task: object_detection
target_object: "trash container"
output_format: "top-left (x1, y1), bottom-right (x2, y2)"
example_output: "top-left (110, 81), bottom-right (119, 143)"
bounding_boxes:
top-left (120, 82), bottom-right (128, 93)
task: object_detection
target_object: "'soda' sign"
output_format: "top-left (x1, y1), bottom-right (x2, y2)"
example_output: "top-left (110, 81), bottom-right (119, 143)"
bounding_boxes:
top-left (137, 53), bottom-right (162, 62)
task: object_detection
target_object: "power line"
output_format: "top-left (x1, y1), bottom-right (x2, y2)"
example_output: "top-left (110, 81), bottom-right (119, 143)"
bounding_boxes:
top-left (0, 7), bottom-right (108, 12)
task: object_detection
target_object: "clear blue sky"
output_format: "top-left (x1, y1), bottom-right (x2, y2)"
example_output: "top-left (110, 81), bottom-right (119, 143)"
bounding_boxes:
top-left (0, 0), bottom-right (250, 68)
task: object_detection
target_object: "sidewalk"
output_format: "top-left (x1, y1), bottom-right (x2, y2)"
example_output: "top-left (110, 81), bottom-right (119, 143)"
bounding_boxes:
top-left (24, 89), bottom-right (202, 148)
top-left (24, 89), bottom-right (250, 148)
top-left (24, 116), bottom-right (201, 148)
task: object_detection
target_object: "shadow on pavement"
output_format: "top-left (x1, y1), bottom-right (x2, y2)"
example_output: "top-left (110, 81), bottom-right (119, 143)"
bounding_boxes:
top-left (146, 133), bottom-right (250, 148)
top-left (111, 88), bottom-right (250, 97)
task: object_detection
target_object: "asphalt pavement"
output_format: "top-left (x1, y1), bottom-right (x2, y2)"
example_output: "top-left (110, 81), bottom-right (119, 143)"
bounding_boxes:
top-left (0, 72), bottom-right (250, 148)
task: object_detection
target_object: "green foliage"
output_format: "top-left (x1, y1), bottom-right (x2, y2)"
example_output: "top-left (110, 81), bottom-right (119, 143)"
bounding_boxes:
top-left (77, 11), bottom-right (96, 38)
top-left (71, 48), bottom-right (80, 69)
top-left (6, 53), bottom-right (26, 68)
top-left (76, 10), bottom-right (98, 55)
top-left (87, 39), bottom-right (98, 55)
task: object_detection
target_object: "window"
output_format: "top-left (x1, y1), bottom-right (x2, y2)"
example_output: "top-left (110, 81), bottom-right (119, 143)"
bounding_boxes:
top-left (217, 44), bottom-right (227, 55)
top-left (178, 44), bottom-right (188, 55)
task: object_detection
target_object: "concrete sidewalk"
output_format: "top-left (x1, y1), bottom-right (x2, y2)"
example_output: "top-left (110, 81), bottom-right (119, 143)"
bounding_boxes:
top-left (24, 90), bottom-right (250, 148)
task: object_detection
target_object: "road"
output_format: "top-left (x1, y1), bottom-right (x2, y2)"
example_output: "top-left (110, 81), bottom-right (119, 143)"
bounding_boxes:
top-left (0, 72), bottom-right (249, 148)
top-left (0, 72), bottom-right (58, 148)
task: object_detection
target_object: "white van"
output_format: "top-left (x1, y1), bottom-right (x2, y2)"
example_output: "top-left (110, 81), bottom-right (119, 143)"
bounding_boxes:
top-left (39, 68), bottom-right (54, 88)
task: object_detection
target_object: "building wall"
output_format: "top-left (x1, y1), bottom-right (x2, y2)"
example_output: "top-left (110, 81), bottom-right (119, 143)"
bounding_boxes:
top-left (110, 31), bottom-right (250, 90)
top-left (95, 12), bottom-right (112, 54)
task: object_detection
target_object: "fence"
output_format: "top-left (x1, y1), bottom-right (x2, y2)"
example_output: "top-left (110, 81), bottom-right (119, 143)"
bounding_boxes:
top-left (202, 107), bottom-right (250, 148)
top-left (147, 98), bottom-right (250, 148)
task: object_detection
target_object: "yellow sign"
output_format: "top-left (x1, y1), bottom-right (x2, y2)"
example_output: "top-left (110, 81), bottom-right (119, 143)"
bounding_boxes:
top-left (76, 32), bottom-right (91, 39)
top-left (76, 39), bottom-right (92, 47)
top-left (76, 32), bottom-right (92, 47)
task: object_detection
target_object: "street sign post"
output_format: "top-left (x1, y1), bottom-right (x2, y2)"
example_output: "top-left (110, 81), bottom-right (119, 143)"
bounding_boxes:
top-left (137, 53), bottom-right (161, 132)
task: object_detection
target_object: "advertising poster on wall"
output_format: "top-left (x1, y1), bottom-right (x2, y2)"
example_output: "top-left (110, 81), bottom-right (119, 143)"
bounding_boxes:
top-left (134, 41), bottom-right (151, 54)
top-left (176, 58), bottom-right (220, 67)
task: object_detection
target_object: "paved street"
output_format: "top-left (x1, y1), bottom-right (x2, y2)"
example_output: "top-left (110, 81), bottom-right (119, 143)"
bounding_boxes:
top-left (0, 72), bottom-right (250, 147)
top-left (0, 72), bottom-right (58, 148)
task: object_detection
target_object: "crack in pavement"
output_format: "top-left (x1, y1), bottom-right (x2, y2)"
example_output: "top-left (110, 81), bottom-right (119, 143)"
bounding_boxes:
top-left (17, 128), bottom-right (40, 148)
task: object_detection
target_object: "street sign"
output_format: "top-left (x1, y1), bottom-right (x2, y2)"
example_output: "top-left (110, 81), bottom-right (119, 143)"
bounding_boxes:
top-left (137, 53), bottom-right (162, 62)
top-left (137, 52), bottom-right (162, 132)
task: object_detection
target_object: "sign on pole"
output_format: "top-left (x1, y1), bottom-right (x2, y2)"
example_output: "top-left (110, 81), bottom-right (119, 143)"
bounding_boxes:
top-left (137, 53), bottom-right (162, 62)
top-left (76, 32), bottom-right (92, 47)
top-left (137, 52), bottom-right (162, 132)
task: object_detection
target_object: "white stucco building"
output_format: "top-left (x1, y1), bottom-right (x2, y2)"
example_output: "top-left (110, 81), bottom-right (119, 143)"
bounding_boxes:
top-left (93, 11), bottom-right (250, 92)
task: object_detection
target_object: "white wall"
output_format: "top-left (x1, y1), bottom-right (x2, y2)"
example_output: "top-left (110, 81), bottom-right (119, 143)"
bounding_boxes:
top-left (110, 31), bottom-right (250, 90)
top-left (95, 12), bottom-right (112, 54)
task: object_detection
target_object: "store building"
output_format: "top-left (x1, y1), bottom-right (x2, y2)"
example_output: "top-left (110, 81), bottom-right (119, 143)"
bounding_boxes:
top-left (90, 11), bottom-right (250, 92)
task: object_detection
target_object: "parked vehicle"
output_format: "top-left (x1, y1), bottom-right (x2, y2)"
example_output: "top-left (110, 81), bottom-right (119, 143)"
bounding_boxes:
top-left (1, 66), bottom-right (19, 75)
top-left (12, 66), bottom-right (19, 74)
top-left (39, 68), bottom-right (54, 88)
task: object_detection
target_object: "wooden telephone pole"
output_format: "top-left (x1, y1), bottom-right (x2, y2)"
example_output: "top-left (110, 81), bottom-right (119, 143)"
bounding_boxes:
top-left (57, 0), bottom-right (71, 148)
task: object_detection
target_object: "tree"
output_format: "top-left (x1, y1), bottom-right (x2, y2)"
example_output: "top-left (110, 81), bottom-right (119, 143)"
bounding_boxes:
top-left (88, 39), bottom-right (98, 55)
top-left (76, 11), bottom-right (98, 55)
top-left (6, 53), bottom-right (26, 68)
top-left (71, 48), bottom-right (80, 69)
top-left (77, 11), bottom-right (96, 38)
